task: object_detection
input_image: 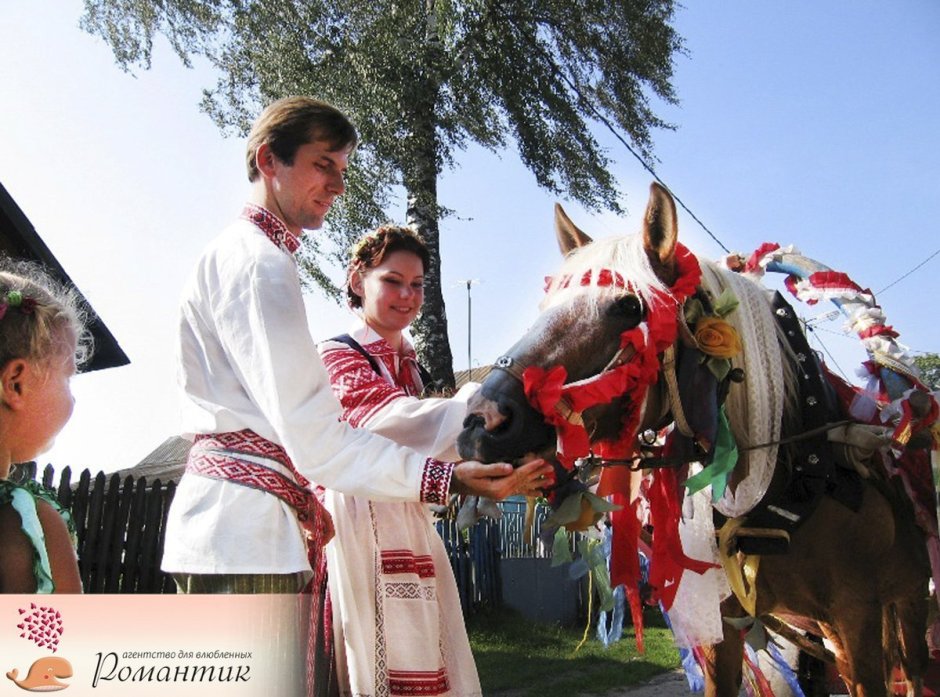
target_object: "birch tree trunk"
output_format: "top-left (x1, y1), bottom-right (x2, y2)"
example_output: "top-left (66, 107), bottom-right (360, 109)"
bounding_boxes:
top-left (405, 0), bottom-right (456, 388)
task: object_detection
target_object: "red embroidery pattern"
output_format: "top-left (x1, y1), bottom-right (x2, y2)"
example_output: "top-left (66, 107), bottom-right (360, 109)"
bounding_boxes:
top-left (186, 430), bottom-right (329, 555)
top-left (320, 344), bottom-right (405, 427)
top-left (384, 582), bottom-right (436, 601)
top-left (388, 669), bottom-right (450, 696)
top-left (420, 459), bottom-right (452, 505)
top-left (380, 550), bottom-right (436, 578)
top-left (241, 203), bottom-right (300, 255)
top-left (188, 452), bottom-right (311, 510)
top-left (193, 429), bottom-right (294, 471)
top-left (320, 339), bottom-right (454, 503)
top-left (357, 338), bottom-right (423, 397)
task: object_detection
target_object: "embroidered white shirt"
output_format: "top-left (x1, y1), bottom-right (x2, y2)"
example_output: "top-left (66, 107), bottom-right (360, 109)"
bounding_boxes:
top-left (162, 212), bottom-right (450, 575)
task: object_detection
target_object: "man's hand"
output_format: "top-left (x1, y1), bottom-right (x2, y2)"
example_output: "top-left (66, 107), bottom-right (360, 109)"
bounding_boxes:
top-left (450, 458), bottom-right (555, 500)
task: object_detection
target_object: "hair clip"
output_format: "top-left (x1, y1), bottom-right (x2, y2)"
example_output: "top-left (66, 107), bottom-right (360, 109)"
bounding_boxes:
top-left (0, 290), bottom-right (38, 320)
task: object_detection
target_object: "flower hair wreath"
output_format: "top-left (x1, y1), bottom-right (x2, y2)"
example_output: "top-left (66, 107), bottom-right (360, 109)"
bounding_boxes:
top-left (0, 290), bottom-right (38, 320)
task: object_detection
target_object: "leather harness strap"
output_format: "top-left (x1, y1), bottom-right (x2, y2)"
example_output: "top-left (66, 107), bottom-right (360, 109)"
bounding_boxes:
top-left (661, 345), bottom-right (695, 439)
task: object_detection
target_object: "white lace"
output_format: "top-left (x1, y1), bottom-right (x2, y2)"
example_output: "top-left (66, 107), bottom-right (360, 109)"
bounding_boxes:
top-left (667, 477), bottom-right (731, 648)
top-left (700, 262), bottom-right (786, 518)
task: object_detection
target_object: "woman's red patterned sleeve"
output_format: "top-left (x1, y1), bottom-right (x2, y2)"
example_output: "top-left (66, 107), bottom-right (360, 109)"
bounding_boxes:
top-left (319, 345), bottom-right (408, 428)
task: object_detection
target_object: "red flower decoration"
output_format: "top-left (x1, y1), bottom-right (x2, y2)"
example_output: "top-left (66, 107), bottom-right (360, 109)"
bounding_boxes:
top-left (668, 243), bottom-right (702, 301)
top-left (744, 242), bottom-right (781, 274)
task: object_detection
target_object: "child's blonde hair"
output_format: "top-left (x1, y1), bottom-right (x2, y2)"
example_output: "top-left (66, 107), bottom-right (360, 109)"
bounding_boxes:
top-left (0, 258), bottom-right (92, 369)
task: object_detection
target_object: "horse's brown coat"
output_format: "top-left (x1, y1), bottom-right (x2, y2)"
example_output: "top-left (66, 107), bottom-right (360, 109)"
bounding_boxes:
top-left (462, 183), bottom-right (930, 697)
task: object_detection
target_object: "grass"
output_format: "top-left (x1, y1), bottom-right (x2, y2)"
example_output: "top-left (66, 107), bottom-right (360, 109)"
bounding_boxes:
top-left (466, 607), bottom-right (681, 696)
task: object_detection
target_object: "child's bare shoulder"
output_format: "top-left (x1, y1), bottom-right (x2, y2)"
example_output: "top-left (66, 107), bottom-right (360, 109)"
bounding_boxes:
top-left (35, 498), bottom-right (82, 593)
top-left (0, 489), bottom-right (81, 593)
top-left (0, 500), bottom-right (40, 592)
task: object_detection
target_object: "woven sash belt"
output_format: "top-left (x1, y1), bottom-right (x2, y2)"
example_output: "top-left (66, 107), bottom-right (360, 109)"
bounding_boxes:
top-left (186, 429), bottom-right (328, 567)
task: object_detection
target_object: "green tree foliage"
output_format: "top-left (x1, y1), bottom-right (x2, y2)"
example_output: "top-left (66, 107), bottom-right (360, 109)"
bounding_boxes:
top-left (81, 0), bottom-right (683, 384)
top-left (913, 353), bottom-right (940, 390)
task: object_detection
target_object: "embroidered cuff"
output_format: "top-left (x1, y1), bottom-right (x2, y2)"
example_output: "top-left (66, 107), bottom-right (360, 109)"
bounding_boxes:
top-left (420, 458), bottom-right (454, 505)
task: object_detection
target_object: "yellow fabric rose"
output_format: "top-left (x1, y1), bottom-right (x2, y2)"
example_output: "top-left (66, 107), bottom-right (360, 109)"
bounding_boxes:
top-left (694, 316), bottom-right (742, 359)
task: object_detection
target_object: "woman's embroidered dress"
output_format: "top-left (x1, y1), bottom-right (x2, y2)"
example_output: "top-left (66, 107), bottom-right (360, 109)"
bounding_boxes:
top-left (318, 325), bottom-right (482, 697)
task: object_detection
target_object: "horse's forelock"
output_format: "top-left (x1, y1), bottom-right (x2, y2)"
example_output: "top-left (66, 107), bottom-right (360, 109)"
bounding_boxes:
top-left (540, 235), bottom-right (670, 314)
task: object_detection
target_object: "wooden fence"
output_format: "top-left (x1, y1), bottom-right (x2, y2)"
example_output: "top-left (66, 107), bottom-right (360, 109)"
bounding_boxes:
top-left (13, 463), bottom-right (177, 593)
top-left (437, 516), bottom-right (502, 612)
top-left (13, 464), bottom-right (544, 608)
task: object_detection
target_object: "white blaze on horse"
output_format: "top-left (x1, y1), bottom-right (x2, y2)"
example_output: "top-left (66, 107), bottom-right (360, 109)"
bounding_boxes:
top-left (457, 183), bottom-right (937, 697)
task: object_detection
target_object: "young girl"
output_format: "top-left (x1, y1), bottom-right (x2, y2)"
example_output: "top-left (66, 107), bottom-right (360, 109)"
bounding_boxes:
top-left (318, 226), bottom-right (549, 696)
top-left (0, 259), bottom-right (86, 593)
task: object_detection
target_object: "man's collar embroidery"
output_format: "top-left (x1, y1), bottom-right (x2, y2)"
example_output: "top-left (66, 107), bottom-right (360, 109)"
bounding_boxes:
top-left (241, 204), bottom-right (301, 255)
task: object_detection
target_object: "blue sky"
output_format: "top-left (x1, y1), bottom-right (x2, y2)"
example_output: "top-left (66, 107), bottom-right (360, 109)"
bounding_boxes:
top-left (1, 1), bottom-right (938, 473)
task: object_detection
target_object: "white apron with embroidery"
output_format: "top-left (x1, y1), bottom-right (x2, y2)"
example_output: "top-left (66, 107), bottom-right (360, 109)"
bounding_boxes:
top-left (319, 324), bottom-right (482, 697)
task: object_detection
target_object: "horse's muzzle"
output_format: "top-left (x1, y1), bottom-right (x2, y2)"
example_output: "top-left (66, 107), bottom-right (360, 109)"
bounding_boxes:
top-left (457, 372), bottom-right (555, 464)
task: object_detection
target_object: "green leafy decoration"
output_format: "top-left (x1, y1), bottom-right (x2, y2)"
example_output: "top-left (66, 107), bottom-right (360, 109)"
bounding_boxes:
top-left (711, 288), bottom-right (740, 318)
top-left (551, 526), bottom-right (573, 566)
top-left (683, 407), bottom-right (738, 501)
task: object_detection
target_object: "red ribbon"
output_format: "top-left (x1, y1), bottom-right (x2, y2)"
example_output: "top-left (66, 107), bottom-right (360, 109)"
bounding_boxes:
top-left (744, 242), bottom-right (781, 274)
top-left (522, 365), bottom-right (592, 468)
top-left (891, 392), bottom-right (940, 452)
top-left (646, 467), bottom-right (718, 611)
top-left (610, 494), bottom-right (644, 652)
top-left (857, 324), bottom-right (898, 340)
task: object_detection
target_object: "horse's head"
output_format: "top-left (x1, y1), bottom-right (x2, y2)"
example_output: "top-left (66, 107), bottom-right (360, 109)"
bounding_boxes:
top-left (458, 183), bottom-right (700, 467)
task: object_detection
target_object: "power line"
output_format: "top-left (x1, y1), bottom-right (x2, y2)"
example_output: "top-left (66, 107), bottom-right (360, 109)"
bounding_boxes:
top-left (571, 94), bottom-right (732, 254)
top-left (804, 324), bottom-right (851, 382)
top-left (518, 25), bottom-right (732, 254)
top-left (807, 324), bottom-right (854, 340)
top-left (876, 247), bottom-right (940, 295)
top-left (804, 308), bottom-right (842, 326)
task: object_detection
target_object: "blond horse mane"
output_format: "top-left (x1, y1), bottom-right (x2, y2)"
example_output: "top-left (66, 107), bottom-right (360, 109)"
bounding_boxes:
top-left (541, 234), bottom-right (670, 315)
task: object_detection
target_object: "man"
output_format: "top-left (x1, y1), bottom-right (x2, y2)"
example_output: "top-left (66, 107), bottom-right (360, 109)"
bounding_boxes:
top-left (161, 97), bottom-right (550, 593)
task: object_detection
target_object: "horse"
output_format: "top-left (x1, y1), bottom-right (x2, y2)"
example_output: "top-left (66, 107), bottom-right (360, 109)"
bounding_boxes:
top-left (457, 183), bottom-right (933, 697)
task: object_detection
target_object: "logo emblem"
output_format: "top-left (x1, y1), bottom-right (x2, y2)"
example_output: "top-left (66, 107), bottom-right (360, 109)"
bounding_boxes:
top-left (7, 604), bottom-right (71, 691)
top-left (6, 657), bottom-right (73, 692)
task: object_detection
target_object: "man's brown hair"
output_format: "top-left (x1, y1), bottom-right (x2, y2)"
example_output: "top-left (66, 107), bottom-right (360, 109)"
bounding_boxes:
top-left (246, 97), bottom-right (358, 182)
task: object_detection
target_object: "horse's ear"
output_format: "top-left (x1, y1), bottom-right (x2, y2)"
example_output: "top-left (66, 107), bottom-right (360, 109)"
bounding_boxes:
top-left (643, 182), bottom-right (679, 282)
top-left (555, 203), bottom-right (593, 256)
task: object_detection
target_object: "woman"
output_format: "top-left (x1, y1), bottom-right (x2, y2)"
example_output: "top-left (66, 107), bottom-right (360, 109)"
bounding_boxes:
top-left (318, 225), bottom-right (539, 696)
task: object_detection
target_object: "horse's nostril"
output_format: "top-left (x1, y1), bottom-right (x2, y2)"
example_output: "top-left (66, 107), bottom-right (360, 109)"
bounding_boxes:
top-left (494, 398), bottom-right (518, 431)
top-left (463, 413), bottom-right (485, 430)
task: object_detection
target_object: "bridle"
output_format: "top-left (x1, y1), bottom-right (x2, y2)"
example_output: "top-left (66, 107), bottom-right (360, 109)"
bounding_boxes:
top-left (487, 243), bottom-right (705, 481)
top-left (492, 339), bottom-right (639, 432)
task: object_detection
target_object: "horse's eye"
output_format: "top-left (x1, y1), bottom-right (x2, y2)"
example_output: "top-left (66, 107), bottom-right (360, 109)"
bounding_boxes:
top-left (607, 294), bottom-right (642, 319)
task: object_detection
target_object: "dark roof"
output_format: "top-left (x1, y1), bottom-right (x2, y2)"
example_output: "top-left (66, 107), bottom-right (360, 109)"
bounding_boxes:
top-left (0, 181), bottom-right (129, 372)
